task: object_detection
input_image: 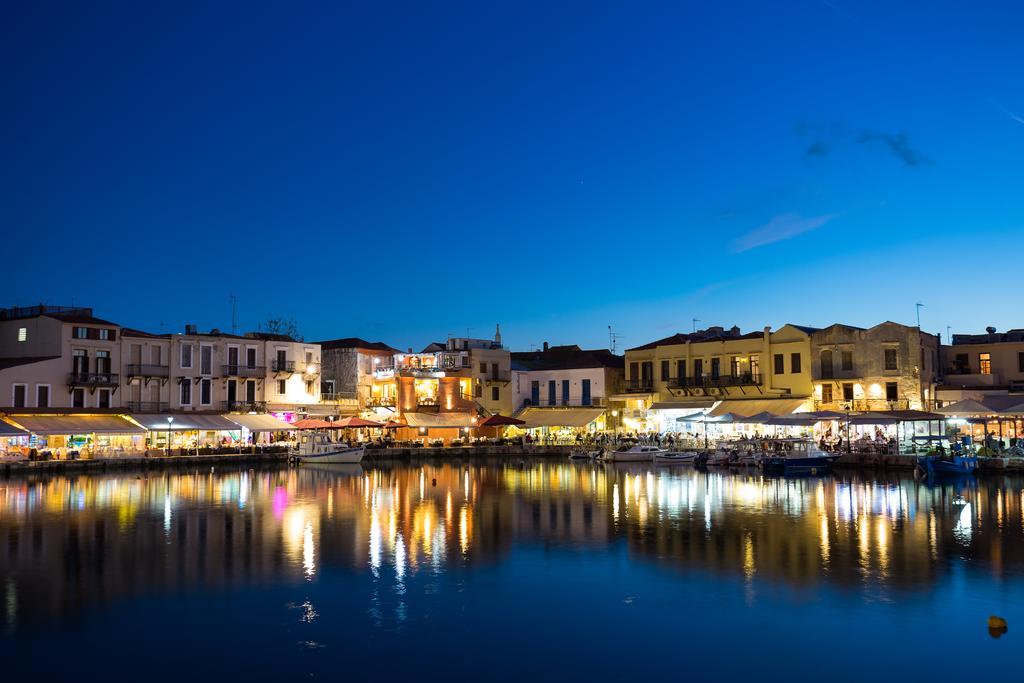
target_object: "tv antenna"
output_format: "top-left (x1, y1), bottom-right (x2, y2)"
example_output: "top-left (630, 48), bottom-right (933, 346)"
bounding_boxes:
top-left (692, 318), bottom-right (701, 333)
top-left (608, 325), bottom-right (624, 354)
top-left (915, 302), bottom-right (923, 329)
top-left (230, 295), bottom-right (238, 335)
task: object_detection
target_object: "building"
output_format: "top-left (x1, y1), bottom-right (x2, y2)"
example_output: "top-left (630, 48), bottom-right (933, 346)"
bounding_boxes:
top-left (316, 337), bottom-right (398, 417)
top-left (810, 322), bottom-right (940, 411)
top-left (613, 325), bottom-right (816, 432)
top-left (938, 327), bottom-right (1024, 403)
top-left (509, 343), bottom-right (624, 436)
top-left (249, 332), bottom-right (323, 419)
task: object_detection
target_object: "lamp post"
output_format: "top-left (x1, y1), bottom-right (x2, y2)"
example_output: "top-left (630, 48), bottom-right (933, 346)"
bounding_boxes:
top-left (166, 416), bottom-right (174, 457)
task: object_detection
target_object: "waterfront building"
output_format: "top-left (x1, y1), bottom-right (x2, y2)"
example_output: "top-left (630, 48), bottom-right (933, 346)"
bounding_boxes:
top-left (248, 332), bottom-right (322, 421)
top-left (121, 328), bottom-right (172, 412)
top-left (316, 337), bottom-right (399, 417)
top-left (938, 327), bottom-right (1024, 402)
top-left (509, 343), bottom-right (624, 438)
top-left (613, 325), bottom-right (816, 432)
top-left (809, 322), bottom-right (940, 412)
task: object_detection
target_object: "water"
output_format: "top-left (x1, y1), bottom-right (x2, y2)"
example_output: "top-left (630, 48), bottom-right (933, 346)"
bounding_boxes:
top-left (1, 458), bottom-right (1021, 681)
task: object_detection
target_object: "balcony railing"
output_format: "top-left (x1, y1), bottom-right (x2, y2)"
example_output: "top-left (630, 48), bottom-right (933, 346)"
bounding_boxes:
top-left (820, 368), bottom-right (856, 380)
top-left (620, 380), bottom-right (655, 393)
top-left (271, 359), bottom-right (295, 373)
top-left (125, 401), bottom-right (169, 413)
top-left (484, 373), bottom-right (512, 383)
top-left (222, 365), bottom-right (265, 378)
top-left (522, 397), bottom-right (607, 408)
top-left (125, 364), bottom-right (170, 378)
top-left (366, 396), bottom-right (396, 408)
top-left (68, 372), bottom-right (119, 387)
top-left (668, 373), bottom-right (762, 389)
top-left (814, 398), bottom-right (911, 412)
top-left (320, 391), bottom-right (357, 402)
top-left (223, 400), bottom-right (267, 412)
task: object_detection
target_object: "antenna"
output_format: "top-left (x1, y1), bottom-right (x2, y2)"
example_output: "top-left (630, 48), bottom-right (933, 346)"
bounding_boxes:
top-left (692, 318), bottom-right (701, 333)
top-left (946, 325), bottom-right (951, 343)
top-left (230, 295), bottom-right (238, 335)
top-left (608, 325), bottom-right (624, 354)
top-left (915, 302), bottom-right (923, 329)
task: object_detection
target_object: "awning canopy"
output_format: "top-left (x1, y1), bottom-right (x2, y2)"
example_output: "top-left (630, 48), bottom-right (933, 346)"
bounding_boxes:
top-left (225, 414), bottom-right (294, 432)
top-left (403, 412), bottom-right (477, 428)
top-left (479, 414), bottom-right (526, 427)
top-left (847, 412), bottom-right (900, 426)
top-left (131, 414), bottom-right (241, 431)
top-left (519, 407), bottom-right (605, 428)
top-left (649, 400), bottom-right (716, 412)
top-left (0, 419), bottom-right (29, 437)
top-left (292, 418), bottom-right (334, 429)
top-left (939, 399), bottom-right (998, 416)
top-left (5, 414), bottom-right (146, 435)
top-left (708, 398), bottom-right (807, 418)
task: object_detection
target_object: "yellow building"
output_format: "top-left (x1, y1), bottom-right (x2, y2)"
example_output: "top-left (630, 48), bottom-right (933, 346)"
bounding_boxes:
top-left (612, 324), bottom-right (815, 432)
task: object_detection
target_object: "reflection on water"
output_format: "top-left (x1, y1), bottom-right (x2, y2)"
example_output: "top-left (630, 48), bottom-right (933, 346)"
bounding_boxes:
top-left (2, 458), bottom-right (1024, 678)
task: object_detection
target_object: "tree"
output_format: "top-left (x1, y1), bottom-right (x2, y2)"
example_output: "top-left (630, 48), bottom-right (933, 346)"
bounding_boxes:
top-left (264, 316), bottom-right (303, 341)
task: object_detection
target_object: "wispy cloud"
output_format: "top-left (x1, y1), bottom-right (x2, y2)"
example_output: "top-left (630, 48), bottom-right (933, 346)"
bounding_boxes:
top-left (855, 130), bottom-right (931, 167)
top-left (990, 99), bottom-right (1024, 126)
top-left (819, 0), bottom-right (858, 22)
top-left (804, 140), bottom-right (829, 158)
top-left (734, 212), bottom-right (837, 252)
top-left (798, 121), bottom-right (932, 167)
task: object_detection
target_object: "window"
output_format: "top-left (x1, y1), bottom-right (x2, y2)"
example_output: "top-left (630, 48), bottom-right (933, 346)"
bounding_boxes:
top-left (821, 384), bottom-right (833, 403)
top-left (72, 388), bottom-right (85, 408)
top-left (96, 350), bottom-right (111, 374)
top-left (676, 359), bottom-right (686, 381)
top-left (790, 352), bottom-right (802, 374)
top-left (72, 348), bottom-right (88, 375)
top-left (323, 379), bottom-right (335, 396)
top-left (548, 380), bottom-right (556, 406)
top-left (278, 379), bottom-right (287, 394)
top-left (97, 389), bottom-right (111, 409)
top-left (979, 353), bottom-right (992, 375)
top-left (710, 358), bottom-right (721, 379)
top-left (305, 350), bottom-right (313, 364)
top-left (629, 362), bottom-right (639, 380)
top-left (180, 343), bottom-right (193, 369)
top-left (461, 355), bottom-right (470, 367)
top-left (1018, 352), bottom-right (1024, 373)
top-left (750, 355), bottom-right (760, 379)
top-left (245, 380), bottom-right (256, 402)
top-left (693, 358), bottom-right (704, 378)
top-left (180, 381), bottom-right (191, 406)
top-left (886, 382), bottom-right (898, 401)
top-left (530, 380), bottom-right (540, 405)
top-left (581, 379), bottom-right (591, 405)
top-left (842, 383), bottom-right (854, 401)
top-left (841, 350), bottom-right (853, 372)
top-left (774, 354), bottom-right (785, 375)
top-left (730, 356), bottom-right (741, 377)
top-left (200, 345), bottom-right (212, 374)
top-left (74, 326), bottom-right (88, 339)
top-left (491, 363), bottom-right (499, 378)
top-left (246, 347), bottom-right (257, 369)
top-left (36, 385), bottom-right (49, 408)
top-left (660, 360), bottom-right (670, 381)
top-left (820, 350), bottom-right (833, 378)
top-left (98, 329), bottom-right (111, 340)
top-left (884, 348), bottom-right (898, 371)
top-left (474, 382), bottom-right (482, 398)
top-left (480, 362), bottom-right (487, 374)
top-left (12, 384), bottom-right (26, 408)
top-left (491, 386), bottom-right (500, 401)
top-left (17, 327), bottom-right (26, 342)
top-left (562, 379), bottom-right (570, 405)
top-left (201, 379), bottom-right (212, 405)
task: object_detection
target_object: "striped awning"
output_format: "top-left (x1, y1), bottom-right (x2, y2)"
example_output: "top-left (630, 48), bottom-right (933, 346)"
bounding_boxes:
top-left (4, 414), bottom-right (146, 435)
top-left (402, 412), bottom-right (477, 428)
top-left (225, 414), bottom-right (294, 432)
top-left (708, 398), bottom-right (808, 418)
top-left (519, 407), bottom-right (605, 428)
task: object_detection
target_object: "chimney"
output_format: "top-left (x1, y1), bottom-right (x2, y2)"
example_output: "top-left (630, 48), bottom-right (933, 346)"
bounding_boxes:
top-left (185, 323), bottom-right (197, 335)
top-left (543, 341), bottom-right (549, 352)
top-left (408, 347), bottom-right (413, 353)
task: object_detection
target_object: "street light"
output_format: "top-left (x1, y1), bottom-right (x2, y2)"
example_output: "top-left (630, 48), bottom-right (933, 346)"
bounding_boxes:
top-left (166, 416), bottom-right (174, 457)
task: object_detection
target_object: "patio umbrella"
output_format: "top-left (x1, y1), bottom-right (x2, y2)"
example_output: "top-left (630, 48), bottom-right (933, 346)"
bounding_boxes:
top-left (333, 416), bottom-right (385, 429)
top-left (292, 418), bottom-right (333, 429)
top-left (381, 420), bottom-right (406, 429)
top-left (811, 410), bottom-right (847, 420)
top-left (479, 414), bottom-right (526, 427)
top-left (938, 399), bottom-right (995, 416)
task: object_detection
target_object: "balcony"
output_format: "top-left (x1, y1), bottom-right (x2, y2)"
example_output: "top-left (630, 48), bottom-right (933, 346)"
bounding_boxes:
top-left (522, 397), bottom-right (607, 408)
top-left (814, 398), bottom-right (911, 412)
top-left (125, 364), bottom-right (170, 379)
top-left (222, 365), bottom-right (266, 378)
top-left (620, 380), bottom-right (655, 394)
top-left (320, 391), bottom-right (357, 402)
top-left (125, 401), bottom-right (169, 413)
top-left (271, 359), bottom-right (296, 374)
top-left (820, 367), bottom-right (856, 380)
top-left (68, 372), bottom-right (119, 387)
top-left (365, 396), bottom-right (396, 408)
top-left (668, 373), bottom-right (762, 389)
top-left (223, 400), bottom-right (267, 412)
top-left (484, 373), bottom-right (512, 383)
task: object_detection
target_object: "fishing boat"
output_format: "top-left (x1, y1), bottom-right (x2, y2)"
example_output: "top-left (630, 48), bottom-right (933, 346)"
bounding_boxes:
top-left (917, 452), bottom-right (978, 477)
top-left (291, 433), bottom-right (365, 464)
top-left (601, 445), bottom-right (666, 462)
top-left (705, 447), bottom-right (736, 466)
top-left (654, 450), bottom-right (699, 464)
top-left (760, 439), bottom-right (839, 475)
top-left (569, 449), bottom-right (602, 460)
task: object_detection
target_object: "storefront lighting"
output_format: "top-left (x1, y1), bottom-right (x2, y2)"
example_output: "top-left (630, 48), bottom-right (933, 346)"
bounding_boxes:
top-left (306, 364), bottom-right (318, 374)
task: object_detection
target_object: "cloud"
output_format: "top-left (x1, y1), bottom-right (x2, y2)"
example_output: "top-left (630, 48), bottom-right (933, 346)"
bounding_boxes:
top-left (819, 0), bottom-right (858, 22)
top-left (733, 212), bottom-right (837, 252)
top-left (989, 99), bottom-right (1024, 126)
top-left (855, 131), bottom-right (931, 167)
top-left (805, 141), bottom-right (829, 158)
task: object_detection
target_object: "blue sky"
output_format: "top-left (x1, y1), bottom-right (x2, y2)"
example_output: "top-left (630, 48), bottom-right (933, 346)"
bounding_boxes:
top-left (2, 1), bottom-right (1022, 351)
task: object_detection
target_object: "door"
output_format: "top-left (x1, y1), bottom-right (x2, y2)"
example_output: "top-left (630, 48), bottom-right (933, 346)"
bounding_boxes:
top-left (246, 347), bottom-right (257, 369)
top-left (581, 379), bottom-right (591, 406)
top-left (530, 381), bottom-right (540, 406)
top-left (227, 379), bottom-right (237, 405)
top-left (227, 347), bottom-right (239, 374)
top-left (548, 380), bottom-right (556, 406)
top-left (245, 380), bottom-right (256, 403)
top-left (561, 380), bottom-right (570, 406)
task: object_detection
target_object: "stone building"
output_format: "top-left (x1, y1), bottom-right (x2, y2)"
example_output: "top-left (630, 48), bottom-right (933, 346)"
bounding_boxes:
top-left (316, 337), bottom-right (398, 416)
top-left (809, 322), bottom-right (940, 411)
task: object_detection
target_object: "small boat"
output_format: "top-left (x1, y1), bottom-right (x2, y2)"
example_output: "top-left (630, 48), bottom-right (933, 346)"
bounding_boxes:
top-left (569, 449), bottom-right (602, 460)
top-left (292, 433), bottom-right (365, 464)
top-left (917, 453), bottom-right (978, 477)
top-left (705, 447), bottom-right (736, 466)
top-left (601, 445), bottom-right (666, 462)
top-left (654, 451), bottom-right (699, 464)
top-left (760, 439), bottom-right (839, 475)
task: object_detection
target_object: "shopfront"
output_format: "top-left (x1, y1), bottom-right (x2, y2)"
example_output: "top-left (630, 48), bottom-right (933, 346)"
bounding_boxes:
top-left (1, 413), bottom-right (147, 459)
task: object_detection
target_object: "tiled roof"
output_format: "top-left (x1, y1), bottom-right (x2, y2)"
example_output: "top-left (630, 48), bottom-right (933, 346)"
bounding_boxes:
top-left (44, 312), bottom-right (120, 326)
top-left (0, 356), bottom-right (61, 370)
top-left (317, 337), bottom-right (398, 352)
top-left (121, 327), bottom-right (171, 339)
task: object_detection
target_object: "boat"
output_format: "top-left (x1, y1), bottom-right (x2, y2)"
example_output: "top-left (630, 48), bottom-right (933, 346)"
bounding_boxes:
top-left (292, 433), bottom-right (365, 464)
top-left (654, 450), bottom-right (699, 464)
top-left (917, 453), bottom-right (978, 477)
top-left (569, 449), bottom-right (602, 460)
top-left (601, 445), bottom-right (666, 462)
top-left (760, 439), bottom-right (839, 475)
top-left (705, 447), bottom-right (736, 466)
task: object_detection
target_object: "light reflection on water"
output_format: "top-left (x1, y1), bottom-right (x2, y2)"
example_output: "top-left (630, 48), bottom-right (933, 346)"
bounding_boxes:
top-left (1, 458), bottom-right (1023, 679)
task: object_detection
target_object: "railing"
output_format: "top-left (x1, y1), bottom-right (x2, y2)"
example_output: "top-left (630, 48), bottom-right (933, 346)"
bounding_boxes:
top-left (223, 400), bottom-right (267, 412)
top-left (68, 372), bottom-right (119, 386)
top-left (271, 359), bottom-right (295, 373)
top-left (222, 365), bottom-right (265, 378)
top-left (125, 401), bottom-right (169, 412)
top-left (320, 391), bottom-right (357, 402)
top-left (484, 373), bottom-right (512, 382)
top-left (667, 373), bottom-right (762, 389)
top-left (620, 380), bottom-right (655, 393)
top-left (820, 368), bottom-right (856, 380)
top-left (814, 398), bottom-right (911, 412)
top-left (366, 396), bottom-right (396, 408)
top-left (522, 397), bottom-right (606, 408)
top-left (125, 364), bottom-right (170, 378)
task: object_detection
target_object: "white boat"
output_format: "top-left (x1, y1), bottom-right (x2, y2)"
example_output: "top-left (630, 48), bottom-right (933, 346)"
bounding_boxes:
top-left (292, 433), bottom-right (365, 464)
top-left (569, 449), bottom-right (602, 460)
top-left (705, 447), bottom-right (735, 466)
top-left (601, 445), bottom-right (666, 462)
top-left (654, 450), bottom-right (699, 464)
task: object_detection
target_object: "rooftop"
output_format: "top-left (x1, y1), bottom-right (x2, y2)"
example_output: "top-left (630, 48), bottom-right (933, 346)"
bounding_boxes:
top-left (951, 328), bottom-right (1024, 345)
top-left (317, 337), bottom-right (398, 352)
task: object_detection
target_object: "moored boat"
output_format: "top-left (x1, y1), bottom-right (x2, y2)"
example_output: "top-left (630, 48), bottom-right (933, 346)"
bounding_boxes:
top-left (760, 439), bottom-right (839, 475)
top-left (917, 453), bottom-right (977, 477)
top-left (654, 450), bottom-right (699, 464)
top-left (601, 445), bottom-right (666, 462)
top-left (569, 449), bottom-right (602, 460)
top-left (292, 433), bottom-right (365, 464)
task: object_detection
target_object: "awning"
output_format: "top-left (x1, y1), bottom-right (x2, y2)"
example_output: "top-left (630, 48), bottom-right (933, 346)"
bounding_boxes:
top-left (403, 412), bottom-right (477, 428)
top-left (0, 419), bottom-right (28, 437)
top-left (225, 414), bottom-right (294, 432)
top-left (649, 400), bottom-right (715, 412)
top-left (708, 398), bottom-right (807, 418)
top-left (519, 407), bottom-right (605, 428)
top-left (131, 414), bottom-right (241, 431)
top-left (848, 412), bottom-right (900, 426)
top-left (4, 414), bottom-right (146, 435)
top-left (938, 399), bottom-right (997, 416)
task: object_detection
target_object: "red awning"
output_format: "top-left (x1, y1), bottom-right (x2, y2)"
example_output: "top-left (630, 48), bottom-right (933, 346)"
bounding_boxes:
top-left (381, 420), bottom-right (405, 429)
top-left (479, 414), bottom-right (526, 427)
top-left (334, 416), bottom-right (385, 428)
top-left (292, 418), bottom-right (333, 429)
